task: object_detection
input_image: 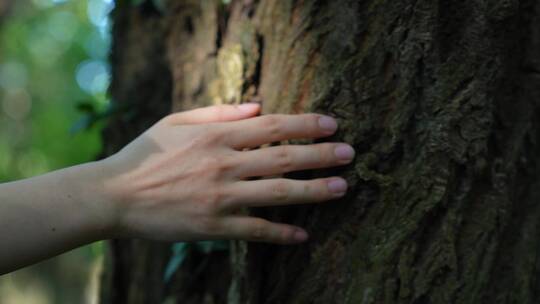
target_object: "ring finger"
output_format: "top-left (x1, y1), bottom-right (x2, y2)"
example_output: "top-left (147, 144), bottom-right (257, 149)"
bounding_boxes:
top-left (223, 177), bottom-right (348, 209)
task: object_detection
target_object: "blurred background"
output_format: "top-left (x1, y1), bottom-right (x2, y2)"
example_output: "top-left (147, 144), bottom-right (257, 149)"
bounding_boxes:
top-left (0, 0), bottom-right (113, 303)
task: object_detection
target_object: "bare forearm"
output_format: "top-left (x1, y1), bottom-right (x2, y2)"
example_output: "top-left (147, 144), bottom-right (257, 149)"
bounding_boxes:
top-left (0, 105), bottom-right (355, 274)
top-left (0, 161), bottom-right (114, 274)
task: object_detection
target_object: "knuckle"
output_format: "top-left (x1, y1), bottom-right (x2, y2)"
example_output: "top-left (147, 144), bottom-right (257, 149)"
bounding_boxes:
top-left (201, 155), bottom-right (233, 178)
top-left (303, 180), bottom-right (324, 202)
top-left (199, 126), bottom-right (225, 146)
top-left (261, 115), bottom-right (282, 137)
top-left (303, 181), bottom-right (319, 201)
top-left (206, 129), bottom-right (225, 144)
top-left (271, 181), bottom-right (290, 201)
top-left (329, 144), bottom-right (342, 164)
top-left (275, 146), bottom-right (293, 171)
top-left (251, 221), bottom-right (268, 240)
top-left (190, 128), bottom-right (222, 148)
top-left (198, 217), bottom-right (222, 236)
top-left (216, 156), bottom-right (235, 176)
top-left (317, 179), bottom-right (332, 200)
top-left (306, 114), bottom-right (321, 134)
top-left (204, 187), bottom-right (230, 212)
top-left (315, 144), bottom-right (328, 164)
top-left (217, 161), bottom-right (234, 176)
top-left (200, 156), bottom-right (219, 175)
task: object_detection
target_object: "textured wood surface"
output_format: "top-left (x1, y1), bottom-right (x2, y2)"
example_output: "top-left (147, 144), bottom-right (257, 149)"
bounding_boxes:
top-left (101, 1), bottom-right (540, 303)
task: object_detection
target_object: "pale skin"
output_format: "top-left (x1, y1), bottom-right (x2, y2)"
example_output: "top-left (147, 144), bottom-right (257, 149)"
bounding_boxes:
top-left (0, 103), bottom-right (355, 274)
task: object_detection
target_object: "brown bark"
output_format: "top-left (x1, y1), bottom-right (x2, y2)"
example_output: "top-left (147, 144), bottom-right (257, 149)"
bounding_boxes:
top-left (101, 0), bottom-right (540, 303)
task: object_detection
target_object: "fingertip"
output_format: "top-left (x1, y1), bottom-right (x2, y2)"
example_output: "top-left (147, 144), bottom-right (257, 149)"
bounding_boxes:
top-left (318, 115), bottom-right (338, 135)
top-left (237, 103), bottom-right (261, 115)
top-left (334, 144), bottom-right (356, 163)
top-left (293, 228), bottom-right (309, 242)
top-left (327, 177), bottom-right (348, 197)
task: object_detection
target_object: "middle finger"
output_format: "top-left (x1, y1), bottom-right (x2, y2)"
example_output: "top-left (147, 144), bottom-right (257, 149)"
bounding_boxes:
top-left (232, 143), bottom-right (355, 178)
top-left (223, 114), bottom-right (338, 149)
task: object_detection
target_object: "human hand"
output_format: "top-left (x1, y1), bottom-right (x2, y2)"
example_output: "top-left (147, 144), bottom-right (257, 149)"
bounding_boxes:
top-left (100, 103), bottom-right (355, 244)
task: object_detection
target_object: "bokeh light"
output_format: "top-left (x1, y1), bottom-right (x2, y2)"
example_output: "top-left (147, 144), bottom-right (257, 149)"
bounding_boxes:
top-left (0, 1), bottom-right (113, 303)
top-left (76, 59), bottom-right (110, 94)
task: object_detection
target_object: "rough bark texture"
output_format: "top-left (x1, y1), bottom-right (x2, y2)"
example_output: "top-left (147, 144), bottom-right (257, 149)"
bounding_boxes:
top-left (101, 0), bottom-right (540, 303)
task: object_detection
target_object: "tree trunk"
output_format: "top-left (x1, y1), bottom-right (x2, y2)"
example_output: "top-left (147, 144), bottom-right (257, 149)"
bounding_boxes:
top-left (100, 0), bottom-right (540, 303)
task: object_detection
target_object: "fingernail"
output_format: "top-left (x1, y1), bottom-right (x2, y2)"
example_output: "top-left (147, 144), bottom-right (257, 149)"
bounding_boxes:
top-left (318, 116), bottom-right (338, 133)
top-left (294, 229), bottom-right (309, 242)
top-left (327, 178), bottom-right (347, 196)
top-left (237, 103), bottom-right (260, 113)
top-left (334, 144), bottom-right (355, 162)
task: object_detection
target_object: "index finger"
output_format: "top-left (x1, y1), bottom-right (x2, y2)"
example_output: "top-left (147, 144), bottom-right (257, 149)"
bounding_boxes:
top-left (223, 114), bottom-right (338, 149)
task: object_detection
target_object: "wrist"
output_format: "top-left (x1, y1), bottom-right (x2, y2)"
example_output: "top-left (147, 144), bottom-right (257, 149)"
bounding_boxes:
top-left (65, 159), bottom-right (122, 240)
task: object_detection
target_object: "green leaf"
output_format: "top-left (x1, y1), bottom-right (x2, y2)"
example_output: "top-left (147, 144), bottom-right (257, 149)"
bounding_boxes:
top-left (163, 241), bottom-right (229, 283)
top-left (196, 241), bottom-right (229, 254)
top-left (70, 115), bottom-right (95, 135)
top-left (163, 243), bottom-right (188, 283)
top-left (76, 101), bottom-right (97, 114)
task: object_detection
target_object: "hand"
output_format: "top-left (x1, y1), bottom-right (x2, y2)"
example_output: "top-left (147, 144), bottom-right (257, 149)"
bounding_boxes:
top-left (101, 103), bottom-right (355, 244)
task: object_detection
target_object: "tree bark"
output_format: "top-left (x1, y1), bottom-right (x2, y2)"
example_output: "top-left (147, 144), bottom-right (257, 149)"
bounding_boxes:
top-left (101, 0), bottom-right (540, 303)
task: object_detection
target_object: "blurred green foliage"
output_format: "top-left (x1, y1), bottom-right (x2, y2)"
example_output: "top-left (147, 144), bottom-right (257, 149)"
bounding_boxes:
top-left (0, 0), bottom-right (111, 181)
top-left (0, 1), bottom-right (113, 303)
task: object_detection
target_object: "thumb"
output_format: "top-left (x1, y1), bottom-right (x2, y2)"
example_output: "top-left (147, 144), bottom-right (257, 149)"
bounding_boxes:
top-left (164, 103), bottom-right (260, 125)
